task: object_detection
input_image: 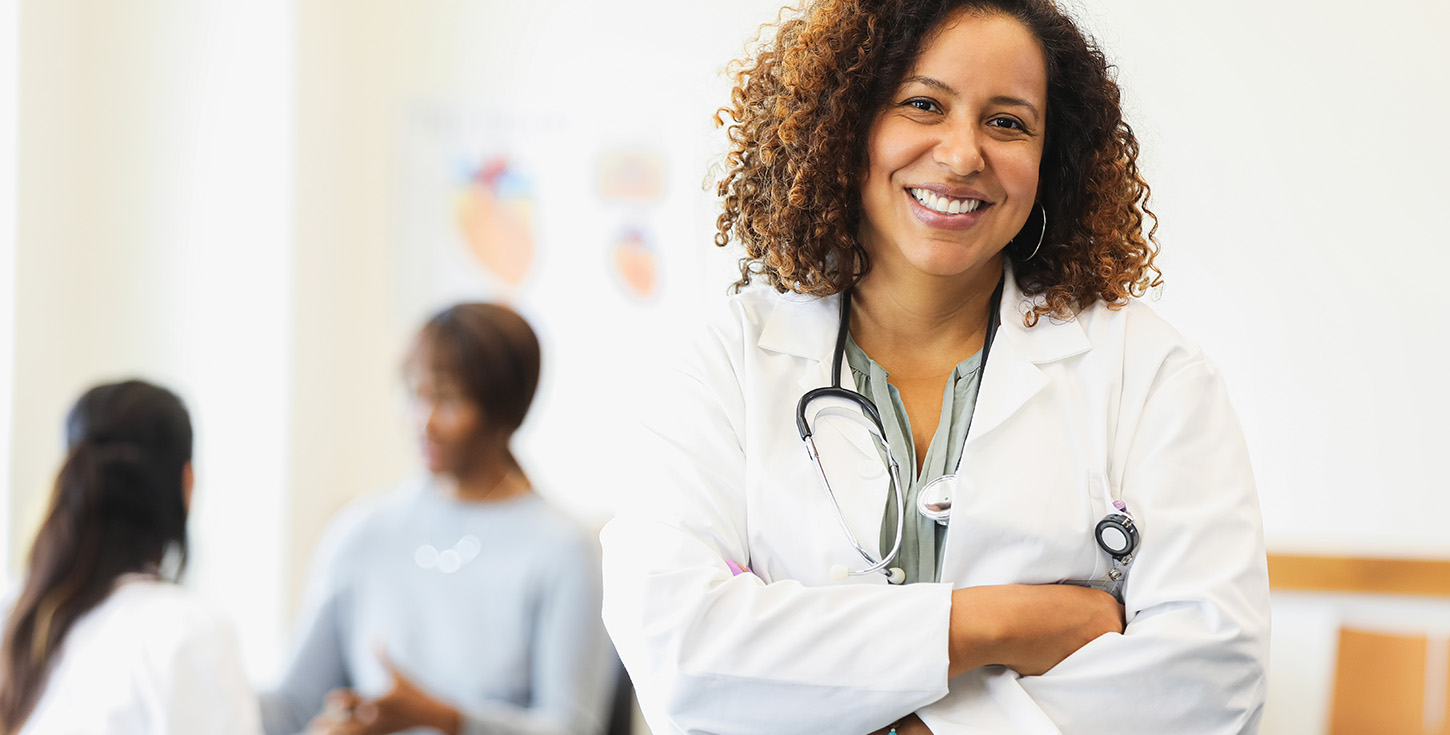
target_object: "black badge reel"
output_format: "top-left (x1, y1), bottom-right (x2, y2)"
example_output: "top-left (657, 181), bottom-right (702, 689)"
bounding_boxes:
top-left (1082, 500), bottom-right (1138, 602)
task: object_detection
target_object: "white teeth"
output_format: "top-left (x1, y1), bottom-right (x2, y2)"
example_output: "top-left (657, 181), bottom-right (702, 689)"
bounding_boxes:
top-left (909, 188), bottom-right (983, 215)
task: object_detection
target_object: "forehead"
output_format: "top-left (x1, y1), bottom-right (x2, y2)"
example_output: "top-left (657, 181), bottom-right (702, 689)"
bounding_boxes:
top-left (910, 11), bottom-right (1047, 102)
top-left (404, 335), bottom-right (464, 387)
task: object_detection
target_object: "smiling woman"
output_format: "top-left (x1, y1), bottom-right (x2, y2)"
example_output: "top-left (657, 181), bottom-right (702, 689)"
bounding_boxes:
top-left (715, 0), bottom-right (1159, 326)
top-left (603, 1), bottom-right (1269, 733)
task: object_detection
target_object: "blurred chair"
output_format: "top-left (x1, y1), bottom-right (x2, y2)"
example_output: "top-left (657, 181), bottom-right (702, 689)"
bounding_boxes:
top-left (1329, 627), bottom-right (1447, 735)
top-left (1271, 554), bottom-right (1450, 735)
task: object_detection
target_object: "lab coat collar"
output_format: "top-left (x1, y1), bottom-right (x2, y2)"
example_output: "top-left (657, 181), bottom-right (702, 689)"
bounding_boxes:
top-left (756, 262), bottom-right (1093, 366)
top-left (758, 290), bottom-right (841, 363)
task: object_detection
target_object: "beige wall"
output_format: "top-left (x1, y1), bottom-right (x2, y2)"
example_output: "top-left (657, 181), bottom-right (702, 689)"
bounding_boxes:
top-left (0, 0), bottom-right (17, 572)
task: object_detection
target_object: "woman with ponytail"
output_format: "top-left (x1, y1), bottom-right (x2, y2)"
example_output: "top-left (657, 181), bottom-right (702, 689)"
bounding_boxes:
top-left (0, 380), bottom-right (260, 734)
top-left (262, 303), bottom-right (613, 735)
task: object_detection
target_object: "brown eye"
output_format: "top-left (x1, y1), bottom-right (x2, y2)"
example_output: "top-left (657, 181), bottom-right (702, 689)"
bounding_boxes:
top-left (903, 97), bottom-right (942, 114)
top-left (988, 116), bottom-right (1026, 131)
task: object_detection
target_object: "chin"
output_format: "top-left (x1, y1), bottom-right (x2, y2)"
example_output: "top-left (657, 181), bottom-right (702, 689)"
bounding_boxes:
top-left (902, 248), bottom-right (995, 279)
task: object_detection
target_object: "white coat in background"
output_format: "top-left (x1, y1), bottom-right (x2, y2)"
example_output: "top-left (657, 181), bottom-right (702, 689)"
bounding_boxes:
top-left (19, 578), bottom-right (262, 735)
top-left (601, 271), bottom-right (1270, 735)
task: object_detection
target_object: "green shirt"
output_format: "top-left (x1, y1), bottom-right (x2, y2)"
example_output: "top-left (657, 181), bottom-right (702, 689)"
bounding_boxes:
top-left (843, 335), bottom-right (984, 585)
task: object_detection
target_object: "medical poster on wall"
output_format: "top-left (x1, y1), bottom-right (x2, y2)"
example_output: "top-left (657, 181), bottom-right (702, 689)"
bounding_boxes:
top-left (395, 105), bottom-right (723, 523)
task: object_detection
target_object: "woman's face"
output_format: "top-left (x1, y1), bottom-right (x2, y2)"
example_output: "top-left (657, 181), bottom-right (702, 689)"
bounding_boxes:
top-left (406, 367), bottom-right (486, 477)
top-left (858, 11), bottom-right (1048, 282)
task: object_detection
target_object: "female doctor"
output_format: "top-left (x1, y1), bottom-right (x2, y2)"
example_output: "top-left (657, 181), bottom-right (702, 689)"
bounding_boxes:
top-left (599, 1), bottom-right (1270, 733)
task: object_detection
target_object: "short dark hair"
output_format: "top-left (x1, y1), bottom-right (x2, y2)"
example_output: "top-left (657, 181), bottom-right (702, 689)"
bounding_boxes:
top-left (410, 303), bottom-right (542, 437)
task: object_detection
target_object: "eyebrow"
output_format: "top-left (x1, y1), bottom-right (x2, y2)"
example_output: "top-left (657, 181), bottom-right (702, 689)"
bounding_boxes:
top-left (900, 75), bottom-right (1042, 120)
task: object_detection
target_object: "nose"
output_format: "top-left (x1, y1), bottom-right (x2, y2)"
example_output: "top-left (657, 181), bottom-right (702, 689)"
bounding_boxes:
top-left (933, 121), bottom-right (986, 177)
top-left (411, 399), bottom-right (438, 439)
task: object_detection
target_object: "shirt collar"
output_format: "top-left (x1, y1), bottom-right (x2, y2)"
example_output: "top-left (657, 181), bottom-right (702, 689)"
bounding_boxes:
top-left (756, 261), bottom-right (1093, 365)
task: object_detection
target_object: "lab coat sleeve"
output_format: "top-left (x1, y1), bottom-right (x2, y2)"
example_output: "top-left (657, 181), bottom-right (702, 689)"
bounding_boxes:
top-left (155, 605), bottom-right (265, 735)
top-left (600, 317), bottom-right (955, 735)
top-left (458, 531), bottom-right (615, 735)
top-left (1011, 355), bottom-right (1271, 733)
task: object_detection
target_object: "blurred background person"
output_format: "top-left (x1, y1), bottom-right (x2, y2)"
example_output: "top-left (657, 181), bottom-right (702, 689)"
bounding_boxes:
top-left (261, 303), bottom-right (614, 735)
top-left (0, 380), bottom-right (260, 735)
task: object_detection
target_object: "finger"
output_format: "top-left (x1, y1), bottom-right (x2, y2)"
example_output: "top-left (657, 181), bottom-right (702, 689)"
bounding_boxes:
top-left (324, 688), bottom-right (361, 714)
top-left (307, 712), bottom-right (356, 735)
top-left (374, 645), bottom-right (423, 696)
top-left (373, 639), bottom-right (394, 670)
top-left (352, 699), bottom-right (378, 724)
top-left (373, 641), bottom-right (407, 683)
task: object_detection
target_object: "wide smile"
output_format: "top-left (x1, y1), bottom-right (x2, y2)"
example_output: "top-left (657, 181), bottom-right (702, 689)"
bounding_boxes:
top-left (906, 187), bottom-right (992, 231)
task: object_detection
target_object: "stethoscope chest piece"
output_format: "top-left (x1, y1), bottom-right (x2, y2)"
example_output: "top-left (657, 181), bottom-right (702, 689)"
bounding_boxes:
top-left (917, 474), bottom-right (957, 526)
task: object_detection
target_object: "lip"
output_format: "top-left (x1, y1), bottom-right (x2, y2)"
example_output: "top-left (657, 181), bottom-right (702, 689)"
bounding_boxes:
top-left (906, 187), bottom-right (993, 231)
top-left (911, 183), bottom-right (993, 202)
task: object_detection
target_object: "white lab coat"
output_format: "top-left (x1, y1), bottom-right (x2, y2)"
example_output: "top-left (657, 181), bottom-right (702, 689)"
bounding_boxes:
top-left (600, 270), bottom-right (1270, 734)
top-left (18, 578), bottom-right (262, 735)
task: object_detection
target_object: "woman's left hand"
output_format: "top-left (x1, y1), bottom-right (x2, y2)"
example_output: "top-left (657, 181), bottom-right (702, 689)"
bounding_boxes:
top-left (321, 650), bottom-right (462, 735)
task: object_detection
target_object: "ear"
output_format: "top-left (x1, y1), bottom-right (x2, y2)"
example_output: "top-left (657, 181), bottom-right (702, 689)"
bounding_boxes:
top-left (181, 461), bottom-right (195, 515)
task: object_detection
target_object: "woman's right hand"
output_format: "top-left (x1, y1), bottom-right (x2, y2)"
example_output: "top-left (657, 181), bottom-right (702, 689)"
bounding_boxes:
top-left (948, 584), bottom-right (1124, 677)
top-left (306, 689), bottom-right (360, 734)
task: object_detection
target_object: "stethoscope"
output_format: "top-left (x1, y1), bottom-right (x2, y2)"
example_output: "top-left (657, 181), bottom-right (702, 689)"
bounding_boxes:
top-left (794, 281), bottom-right (1140, 595)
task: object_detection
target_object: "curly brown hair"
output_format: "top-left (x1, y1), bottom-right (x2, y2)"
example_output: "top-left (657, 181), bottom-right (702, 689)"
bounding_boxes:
top-left (714, 0), bottom-right (1160, 325)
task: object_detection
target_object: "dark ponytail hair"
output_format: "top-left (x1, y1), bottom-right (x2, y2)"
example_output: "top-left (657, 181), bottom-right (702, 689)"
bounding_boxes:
top-left (409, 303), bottom-right (542, 471)
top-left (0, 380), bottom-right (192, 733)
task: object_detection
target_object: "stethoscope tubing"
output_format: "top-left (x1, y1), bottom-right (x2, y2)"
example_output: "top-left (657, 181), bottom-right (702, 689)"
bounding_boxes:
top-left (794, 275), bottom-right (1141, 594)
top-left (794, 280), bottom-right (1001, 581)
top-left (801, 430), bottom-right (907, 576)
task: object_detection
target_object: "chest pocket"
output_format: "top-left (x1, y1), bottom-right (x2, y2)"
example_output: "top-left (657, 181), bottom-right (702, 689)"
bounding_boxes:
top-left (938, 455), bottom-right (1107, 588)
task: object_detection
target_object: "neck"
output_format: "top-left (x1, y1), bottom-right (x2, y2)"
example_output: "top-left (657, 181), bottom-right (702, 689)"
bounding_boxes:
top-left (437, 454), bottom-right (529, 503)
top-left (850, 255), bottom-right (1003, 376)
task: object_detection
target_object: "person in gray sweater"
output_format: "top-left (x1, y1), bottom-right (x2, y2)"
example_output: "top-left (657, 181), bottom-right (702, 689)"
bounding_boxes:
top-left (261, 303), bottom-right (615, 735)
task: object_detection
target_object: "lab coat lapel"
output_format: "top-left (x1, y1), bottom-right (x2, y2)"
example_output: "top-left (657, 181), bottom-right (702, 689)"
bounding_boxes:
top-left (762, 292), bottom-right (889, 563)
top-left (965, 275), bottom-right (1093, 447)
top-left (965, 328), bottom-right (1049, 445)
top-left (761, 291), bottom-right (879, 456)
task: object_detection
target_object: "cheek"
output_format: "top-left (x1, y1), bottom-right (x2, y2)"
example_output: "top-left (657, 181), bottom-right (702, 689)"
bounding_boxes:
top-left (1000, 146), bottom-right (1043, 201)
top-left (864, 121), bottom-right (929, 188)
top-left (438, 406), bottom-right (483, 443)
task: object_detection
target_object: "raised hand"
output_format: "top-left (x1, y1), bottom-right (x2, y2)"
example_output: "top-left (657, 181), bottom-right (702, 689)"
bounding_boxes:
top-left (313, 647), bottom-right (462, 735)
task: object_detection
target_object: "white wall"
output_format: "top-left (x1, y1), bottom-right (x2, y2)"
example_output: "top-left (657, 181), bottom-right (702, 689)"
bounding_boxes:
top-left (1076, 0), bottom-right (1450, 556)
top-left (10, 0), bottom-right (294, 677)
